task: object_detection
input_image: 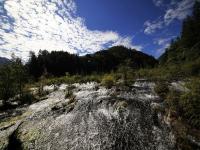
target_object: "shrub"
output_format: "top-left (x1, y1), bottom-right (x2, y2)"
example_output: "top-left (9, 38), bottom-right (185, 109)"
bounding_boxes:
top-left (180, 90), bottom-right (200, 129)
top-left (67, 96), bottom-right (76, 105)
top-left (37, 84), bottom-right (49, 98)
top-left (101, 74), bottom-right (115, 88)
top-left (65, 85), bottom-right (75, 99)
top-left (65, 90), bottom-right (73, 99)
top-left (116, 65), bottom-right (135, 86)
top-left (116, 101), bottom-right (128, 110)
top-left (166, 90), bottom-right (181, 113)
top-left (19, 93), bottom-right (37, 105)
top-left (0, 64), bottom-right (16, 105)
top-left (87, 74), bottom-right (102, 83)
top-left (154, 81), bottom-right (169, 100)
top-left (0, 58), bottom-right (27, 106)
top-left (166, 79), bottom-right (200, 129)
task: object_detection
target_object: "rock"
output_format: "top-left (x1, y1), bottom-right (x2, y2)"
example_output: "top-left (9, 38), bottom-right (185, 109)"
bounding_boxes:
top-left (0, 120), bottom-right (23, 149)
top-left (170, 81), bottom-right (188, 92)
top-left (0, 81), bottom-right (176, 150)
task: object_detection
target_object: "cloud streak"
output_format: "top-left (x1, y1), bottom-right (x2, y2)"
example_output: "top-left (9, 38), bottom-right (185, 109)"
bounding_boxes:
top-left (144, 19), bottom-right (163, 35)
top-left (164, 0), bottom-right (197, 25)
top-left (144, 0), bottom-right (197, 34)
top-left (0, 0), bottom-right (141, 60)
top-left (152, 0), bottom-right (164, 7)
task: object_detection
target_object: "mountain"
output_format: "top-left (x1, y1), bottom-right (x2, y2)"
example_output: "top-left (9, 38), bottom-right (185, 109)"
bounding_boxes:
top-left (159, 1), bottom-right (200, 65)
top-left (0, 57), bottom-right (10, 65)
top-left (93, 46), bottom-right (157, 68)
top-left (82, 46), bottom-right (158, 73)
top-left (27, 46), bottom-right (158, 78)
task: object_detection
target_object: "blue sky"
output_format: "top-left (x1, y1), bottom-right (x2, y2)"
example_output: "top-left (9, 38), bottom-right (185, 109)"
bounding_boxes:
top-left (0, 0), bottom-right (197, 60)
top-left (75, 0), bottom-right (194, 57)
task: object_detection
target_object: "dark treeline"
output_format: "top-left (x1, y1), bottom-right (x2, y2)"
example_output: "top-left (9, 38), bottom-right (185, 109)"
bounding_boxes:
top-left (26, 46), bottom-right (157, 79)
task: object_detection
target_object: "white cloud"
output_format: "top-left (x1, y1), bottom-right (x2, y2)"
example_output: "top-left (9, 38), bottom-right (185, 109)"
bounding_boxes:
top-left (145, 0), bottom-right (196, 34)
top-left (0, 0), bottom-right (142, 60)
top-left (111, 37), bottom-right (143, 51)
top-left (154, 36), bottom-right (176, 57)
top-left (153, 0), bottom-right (163, 7)
top-left (155, 43), bottom-right (170, 57)
top-left (164, 0), bottom-right (195, 25)
top-left (144, 20), bottom-right (164, 34)
top-left (154, 37), bottom-right (174, 46)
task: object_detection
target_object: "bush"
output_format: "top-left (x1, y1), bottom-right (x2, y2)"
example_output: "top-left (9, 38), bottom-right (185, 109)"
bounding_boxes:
top-left (116, 65), bottom-right (135, 86)
top-left (0, 64), bottom-right (16, 105)
top-left (166, 90), bottom-right (181, 112)
top-left (101, 74), bottom-right (115, 88)
top-left (0, 58), bottom-right (27, 106)
top-left (165, 79), bottom-right (200, 129)
top-left (65, 90), bottom-right (73, 99)
top-left (154, 81), bottom-right (169, 100)
top-left (19, 93), bottom-right (37, 105)
top-left (179, 79), bottom-right (200, 129)
top-left (86, 74), bottom-right (102, 83)
top-left (180, 92), bottom-right (200, 129)
top-left (65, 85), bottom-right (75, 99)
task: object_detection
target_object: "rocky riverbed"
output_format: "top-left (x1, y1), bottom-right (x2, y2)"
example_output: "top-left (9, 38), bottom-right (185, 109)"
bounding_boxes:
top-left (0, 81), bottom-right (176, 150)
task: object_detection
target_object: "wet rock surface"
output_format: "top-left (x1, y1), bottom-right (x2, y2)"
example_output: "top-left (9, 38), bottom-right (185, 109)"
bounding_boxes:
top-left (0, 82), bottom-right (176, 150)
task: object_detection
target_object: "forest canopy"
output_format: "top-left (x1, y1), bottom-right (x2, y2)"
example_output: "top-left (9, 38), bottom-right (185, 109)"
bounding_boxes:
top-left (26, 46), bottom-right (157, 79)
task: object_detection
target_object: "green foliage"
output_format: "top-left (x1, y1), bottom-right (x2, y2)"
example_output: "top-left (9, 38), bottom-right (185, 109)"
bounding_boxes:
top-left (0, 57), bottom-right (27, 105)
top-left (12, 57), bottom-right (28, 98)
top-left (159, 78), bottom-right (200, 148)
top-left (180, 92), bottom-right (200, 129)
top-left (65, 90), bottom-right (73, 99)
top-left (26, 51), bottom-right (43, 80)
top-left (162, 78), bottom-right (200, 130)
top-left (0, 64), bottom-right (16, 104)
top-left (166, 90), bottom-right (181, 112)
top-left (179, 79), bottom-right (200, 129)
top-left (135, 57), bottom-right (200, 80)
top-left (26, 46), bottom-right (157, 80)
top-left (116, 61), bottom-right (135, 86)
top-left (154, 82), bottom-right (169, 100)
top-left (18, 92), bottom-right (37, 105)
top-left (37, 75), bottom-right (46, 97)
top-left (65, 85), bottom-right (75, 99)
top-left (101, 74), bottom-right (115, 88)
top-left (159, 2), bottom-right (200, 67)
top-left (185, 77), bottom-right (200, 93)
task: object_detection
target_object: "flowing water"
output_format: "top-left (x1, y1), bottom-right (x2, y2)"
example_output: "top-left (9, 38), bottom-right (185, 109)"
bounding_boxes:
top-left (1, 82), bottom-right (176, 150)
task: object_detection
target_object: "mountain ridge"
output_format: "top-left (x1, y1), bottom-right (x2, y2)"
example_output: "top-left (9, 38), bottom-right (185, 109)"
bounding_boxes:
top-left (0, 57), bottom-right (10, 65)
top-left (27, 46), bottom-right (158, 79)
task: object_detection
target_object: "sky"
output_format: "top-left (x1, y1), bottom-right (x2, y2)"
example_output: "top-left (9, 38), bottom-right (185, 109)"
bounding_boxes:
top-left (0, 0), bottom-right (197, 60)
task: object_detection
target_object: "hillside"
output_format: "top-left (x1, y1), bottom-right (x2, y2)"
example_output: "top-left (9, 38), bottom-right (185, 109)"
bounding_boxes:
top-left (94, 46), bottom-right (157, 69)
top-left (159, 1), bottom-right (200, 65)
top-left (27, 46), bottom-right (157, 79)
top-left (0, 57), bottom-right (10, 65)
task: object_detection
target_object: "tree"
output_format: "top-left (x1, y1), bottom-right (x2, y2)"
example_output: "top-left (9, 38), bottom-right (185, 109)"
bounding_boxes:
top-left (0, 56), bottom-right (27, 106)
top-left (159, 1), bottom-right (200, 66)
top-left (26, 51), bottom-right (43, 80)
top-left (117, 59), bottom-right (134, 85)
top-left (11, 56), bottom-right (27, 99)
top-left (26, 47), bottom-right (157, 79)
top-left (0, 64), bottom-right (16, 105)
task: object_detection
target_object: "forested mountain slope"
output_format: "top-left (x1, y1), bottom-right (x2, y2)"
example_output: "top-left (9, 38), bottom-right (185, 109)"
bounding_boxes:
top-left (27, 46), bottom-right (157, 79)
top-left (159, 1), bottom-right (200, 65)
top-left (0, 57), bottom-right (10, 65)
